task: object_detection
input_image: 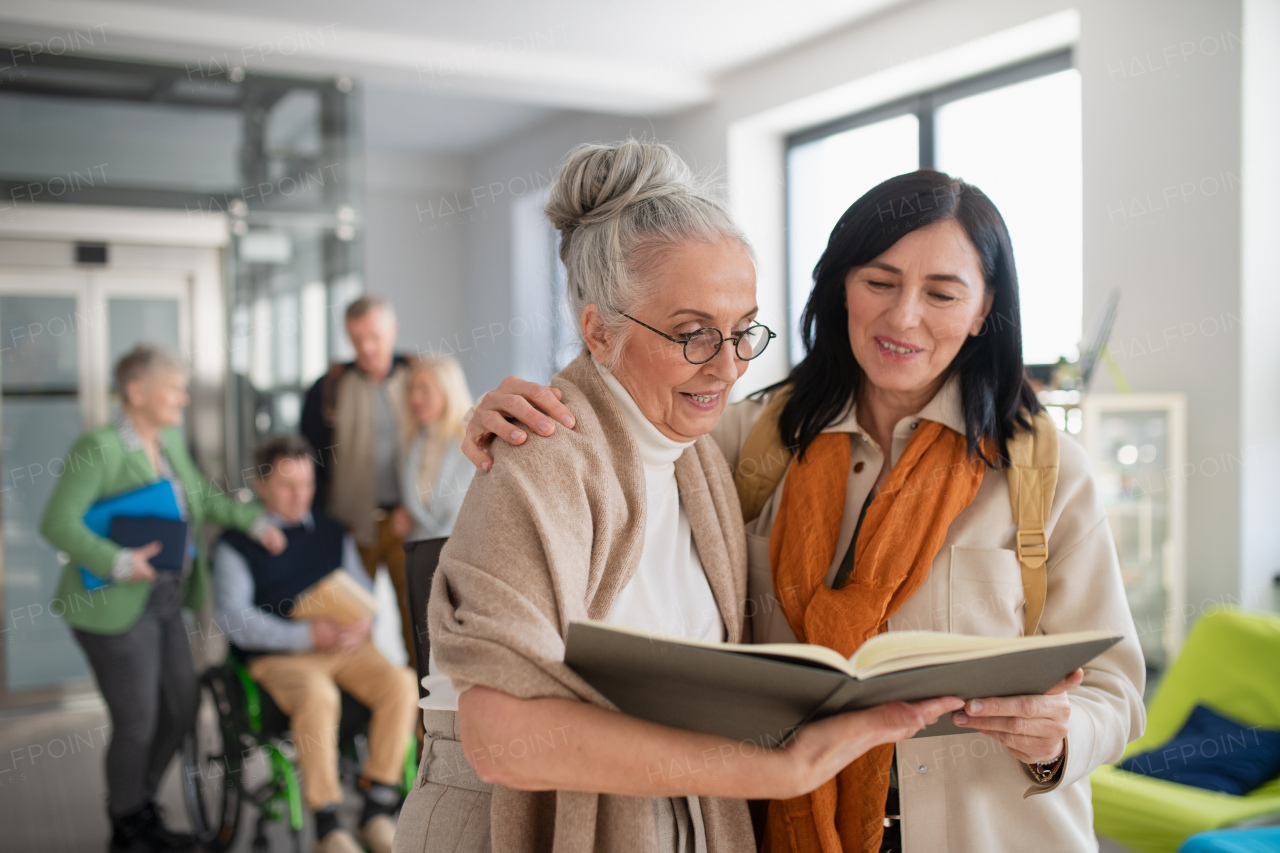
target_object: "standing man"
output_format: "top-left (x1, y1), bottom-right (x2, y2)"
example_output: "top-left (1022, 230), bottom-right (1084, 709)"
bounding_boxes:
top-left (301, 296), bottom-right (418, 666)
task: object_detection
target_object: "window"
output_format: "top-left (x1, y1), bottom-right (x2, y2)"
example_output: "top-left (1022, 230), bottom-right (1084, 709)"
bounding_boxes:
top-left (512, 187), bottom-right (577, 384)
top-left (786, 51), bottom-right (1081, 367)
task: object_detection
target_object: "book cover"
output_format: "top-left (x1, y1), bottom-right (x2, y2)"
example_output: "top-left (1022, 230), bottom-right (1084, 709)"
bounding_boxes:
top-left (108, 516), bottom-right (188, 572)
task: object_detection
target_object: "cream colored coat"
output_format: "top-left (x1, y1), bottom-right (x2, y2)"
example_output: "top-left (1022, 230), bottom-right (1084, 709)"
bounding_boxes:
top-left (712, 377), bottom-right (1146, 853)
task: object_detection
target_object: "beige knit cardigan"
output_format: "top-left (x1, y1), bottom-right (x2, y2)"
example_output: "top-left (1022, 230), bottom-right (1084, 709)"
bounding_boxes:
top-left (427, 353), bottom-right (756, 853)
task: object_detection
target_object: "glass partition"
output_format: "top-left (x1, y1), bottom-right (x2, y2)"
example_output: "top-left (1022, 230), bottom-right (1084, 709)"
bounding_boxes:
top-left (0, 51), bottom-right (363, 490)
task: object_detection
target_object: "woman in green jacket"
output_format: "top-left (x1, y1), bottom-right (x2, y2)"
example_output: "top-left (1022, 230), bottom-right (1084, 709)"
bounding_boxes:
top-left (41, 345), bottom-right (286, 853)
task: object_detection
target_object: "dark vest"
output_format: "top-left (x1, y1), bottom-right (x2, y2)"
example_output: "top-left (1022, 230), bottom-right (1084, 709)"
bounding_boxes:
top-left (220, 511), bottom-right (348, 620)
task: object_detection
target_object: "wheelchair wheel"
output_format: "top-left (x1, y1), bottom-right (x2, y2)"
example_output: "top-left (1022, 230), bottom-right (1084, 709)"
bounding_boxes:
top-left (182, 667), bottom-right (245, 852)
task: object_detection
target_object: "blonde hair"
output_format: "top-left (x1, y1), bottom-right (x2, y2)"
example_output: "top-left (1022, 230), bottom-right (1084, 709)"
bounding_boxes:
top-left (407, 356), bottom-right (474, 508)
top-left (409, 356), bottom-right (473, 439)
top-left (544, 139), bottom-right (751, 369)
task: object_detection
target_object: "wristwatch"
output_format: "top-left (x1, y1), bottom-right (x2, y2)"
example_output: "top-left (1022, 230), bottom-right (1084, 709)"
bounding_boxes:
top-left (1026, 751), bottom-right (1065, 784)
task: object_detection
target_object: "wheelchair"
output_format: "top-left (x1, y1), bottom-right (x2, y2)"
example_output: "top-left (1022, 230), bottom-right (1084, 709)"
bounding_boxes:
top-left (181, 654), bottom-right (417, 853)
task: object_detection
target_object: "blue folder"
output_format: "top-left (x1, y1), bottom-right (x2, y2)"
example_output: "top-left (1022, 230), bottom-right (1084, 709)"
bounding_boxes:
top-left (79, 480), bottom-right (183, 590)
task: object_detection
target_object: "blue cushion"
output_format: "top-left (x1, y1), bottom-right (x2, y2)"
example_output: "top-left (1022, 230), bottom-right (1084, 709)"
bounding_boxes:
top-left (1120, 704), bottom-right (1280, 796)
top-left (1179, 826), bottom-right (1280, 853)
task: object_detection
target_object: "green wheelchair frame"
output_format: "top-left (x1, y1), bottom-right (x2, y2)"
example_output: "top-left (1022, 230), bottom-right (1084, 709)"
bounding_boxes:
top-left (182, 656), bottom-right (418, 853)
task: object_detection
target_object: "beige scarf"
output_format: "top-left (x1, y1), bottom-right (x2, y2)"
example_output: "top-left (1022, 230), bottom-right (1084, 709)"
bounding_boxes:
top-left (428, 353), bottom-right (755, 853)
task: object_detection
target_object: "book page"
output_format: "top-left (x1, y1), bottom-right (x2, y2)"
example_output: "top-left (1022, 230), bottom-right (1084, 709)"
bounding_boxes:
top-left (572, 620), bottom-right (859, 675)
top-left (847, 629), bottom-right (1120, 679)
top-left (569, 620), bottom-right (1118, 681)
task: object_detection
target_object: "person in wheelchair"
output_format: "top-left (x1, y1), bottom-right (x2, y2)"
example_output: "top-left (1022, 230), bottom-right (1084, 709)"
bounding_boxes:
top-left (212, 435), bottom-right (418, 853)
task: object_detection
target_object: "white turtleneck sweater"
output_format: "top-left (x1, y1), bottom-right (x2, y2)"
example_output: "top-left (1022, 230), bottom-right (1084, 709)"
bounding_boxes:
top-left (595, 361), bottom-right (724, 643)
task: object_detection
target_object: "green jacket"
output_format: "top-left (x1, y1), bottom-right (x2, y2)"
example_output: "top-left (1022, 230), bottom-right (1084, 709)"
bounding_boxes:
top-left (40, 424), bottom-right (263, 635)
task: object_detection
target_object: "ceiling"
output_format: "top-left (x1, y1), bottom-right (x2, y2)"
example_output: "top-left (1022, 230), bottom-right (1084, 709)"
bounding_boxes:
top-left (0, 0), bottom-right (910, 151)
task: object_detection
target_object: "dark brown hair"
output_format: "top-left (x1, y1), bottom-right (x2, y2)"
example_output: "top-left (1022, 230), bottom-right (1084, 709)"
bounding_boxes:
top-left (253, 434), bottom-right (316, 478)
top-left (780, 169), bottom-right (1039, 466)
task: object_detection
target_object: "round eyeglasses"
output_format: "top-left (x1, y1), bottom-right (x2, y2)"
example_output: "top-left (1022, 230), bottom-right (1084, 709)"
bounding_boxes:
top-left (623, 314), bottom-right (776, 365)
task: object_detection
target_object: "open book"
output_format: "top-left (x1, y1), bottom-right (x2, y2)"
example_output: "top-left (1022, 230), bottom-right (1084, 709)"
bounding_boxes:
top-left (289, 569), bottom-right (379, 625)
top-left (565, 621), bottom-right (1121, 743)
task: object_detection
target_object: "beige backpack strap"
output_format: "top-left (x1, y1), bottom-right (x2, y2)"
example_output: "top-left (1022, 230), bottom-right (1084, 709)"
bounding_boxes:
top-left (1006, 410), bottom-right (1060, 636)
top-left (733, 387), bottom-right (794, 522)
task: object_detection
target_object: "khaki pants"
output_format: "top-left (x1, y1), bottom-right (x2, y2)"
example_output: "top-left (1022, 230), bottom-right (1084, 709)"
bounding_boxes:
top-left (393, 710), bottom-right (492, 853)
top-left (248, 641), bottom-right (418, 811)
top-left (359, 515), bottom-right (414, 668)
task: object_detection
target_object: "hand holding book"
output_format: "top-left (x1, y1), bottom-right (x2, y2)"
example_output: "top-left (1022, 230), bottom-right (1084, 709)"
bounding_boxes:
top-left (952, 667), bottom-right (1083, 764)
top-left (124, 541), bottom-right (164, 582)
top-left (785, 694), bottom-right (966, 790)
top-left (311, 615), bottom-right (373, 652)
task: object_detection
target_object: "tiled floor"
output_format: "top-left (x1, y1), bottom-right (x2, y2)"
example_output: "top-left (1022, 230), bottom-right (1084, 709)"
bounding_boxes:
top-left (0, 573), bottom-right (411, 852)
top-left (0, 699), bottom-right (372, 852)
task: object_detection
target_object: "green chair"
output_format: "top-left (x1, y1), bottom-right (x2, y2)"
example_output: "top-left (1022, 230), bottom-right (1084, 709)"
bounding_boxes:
top-left (1092, 608), bottom-right (1280, 853)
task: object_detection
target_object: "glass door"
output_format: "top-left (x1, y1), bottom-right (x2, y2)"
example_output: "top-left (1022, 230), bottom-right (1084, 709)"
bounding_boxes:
top-left (0, 269), bottom-right (192, 705)
top-left (92, 272), bottom-right (191, 426)
top-left (0, 274), bottom-right (94, 697)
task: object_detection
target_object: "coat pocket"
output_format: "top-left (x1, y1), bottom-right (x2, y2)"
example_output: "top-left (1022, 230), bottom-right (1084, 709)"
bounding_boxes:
top-left (948, 546), bottom-right (1025, 637)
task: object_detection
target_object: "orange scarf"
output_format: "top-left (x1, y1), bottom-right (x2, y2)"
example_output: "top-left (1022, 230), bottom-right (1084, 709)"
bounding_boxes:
top-left (765, 421), bottom-right (987, 853)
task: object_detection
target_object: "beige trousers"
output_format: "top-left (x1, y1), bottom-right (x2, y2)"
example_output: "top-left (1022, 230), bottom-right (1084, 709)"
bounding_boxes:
top-left (393, 709), bottom-right (493, 853)
top-left (248, 641), bottom-right (418, 810)
top-left (358, 515), bottom-right (414, 669)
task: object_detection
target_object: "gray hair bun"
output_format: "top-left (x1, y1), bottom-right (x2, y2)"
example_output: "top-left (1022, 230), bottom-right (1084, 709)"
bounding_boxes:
top-left (545, 140), bottom-right (694, 237)
top-left (545, 139), bottom-right (749, 363)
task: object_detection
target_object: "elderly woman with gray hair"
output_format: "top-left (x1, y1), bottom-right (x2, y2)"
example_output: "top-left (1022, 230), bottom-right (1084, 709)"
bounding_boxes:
top-left (40, 345), bottom-right (286, 853)
top-left (393, 141), bottom-right (961, 853)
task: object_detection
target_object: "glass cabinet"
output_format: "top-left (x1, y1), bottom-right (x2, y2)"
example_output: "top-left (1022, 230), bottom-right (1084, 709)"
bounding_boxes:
top-left (1081, 394), bottom-right (1187, 673)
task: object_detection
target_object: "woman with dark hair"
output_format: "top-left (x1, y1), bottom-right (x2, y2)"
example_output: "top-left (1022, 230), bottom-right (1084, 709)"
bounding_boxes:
top-left (463, 169), bottom-right (1145, 853)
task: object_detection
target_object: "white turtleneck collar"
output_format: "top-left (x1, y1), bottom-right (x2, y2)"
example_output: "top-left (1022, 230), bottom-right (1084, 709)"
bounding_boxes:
top-left (593, 358), bottom-right (693, 468)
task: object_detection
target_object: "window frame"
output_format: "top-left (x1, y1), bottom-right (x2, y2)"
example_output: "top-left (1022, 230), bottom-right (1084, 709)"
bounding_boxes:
top-left (783, 49), bottom-right (1075, 363)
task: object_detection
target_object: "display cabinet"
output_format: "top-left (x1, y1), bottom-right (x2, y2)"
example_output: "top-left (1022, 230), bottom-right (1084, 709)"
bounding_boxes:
top-left (1080, 394), bottom-right (1187, 672)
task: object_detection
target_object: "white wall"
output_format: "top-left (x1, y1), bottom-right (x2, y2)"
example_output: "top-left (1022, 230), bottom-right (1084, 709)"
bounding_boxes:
top-left (363, 148), bottom-right (471, 361)
top-left (1240, 0), bottom-right (1280, 610)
